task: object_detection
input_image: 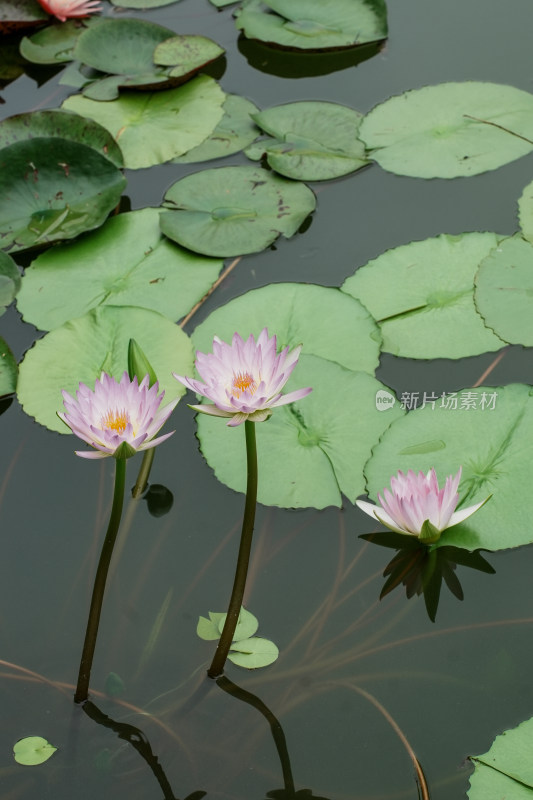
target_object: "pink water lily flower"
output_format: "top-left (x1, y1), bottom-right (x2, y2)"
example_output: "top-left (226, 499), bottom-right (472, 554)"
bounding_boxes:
top-left (174, 328), bottom-right (312, 427)
top-left (356, 467), bottom-right (490, 543)
top-left (58, 372), bottom-right (178, 459)
top-left (37, 0), bottom-right (102, 22)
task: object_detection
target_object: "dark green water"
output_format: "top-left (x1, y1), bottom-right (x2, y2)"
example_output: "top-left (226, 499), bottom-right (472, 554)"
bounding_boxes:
top-left (2, 1), bottom-right (533, 798)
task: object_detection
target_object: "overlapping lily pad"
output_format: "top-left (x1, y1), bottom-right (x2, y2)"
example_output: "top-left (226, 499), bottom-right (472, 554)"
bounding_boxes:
top-left (359, 82), bottom-right (533, 178)
top-left (17, 208), bottom-right (222, 330)
top-left (518, 178), bottom-right (533, 244)
top-left (0, 0), bottom-right (47, 33)
top-left (362, 383), bottom-right (533, 551)
top-left (0, 336), bottom-right (17, 396)
top-left (196, 354), bottom-right (403, 508)
top-left (469, 717), bottom-right (533, 799)
top-left (245, 100), bottom-right (368, 180)
top-left (0, 138), bottom-right (126, 253)
top-left (0, 109), bottom-right (124, 168)
top-left (341, 232), bottom-right (505, 359)
top-left (17, 306), bottom-right (193, 433)
top-left (153, 35), bottom-right (224, 78)
top-left (62, 76), bottom-right (225, 169)
top-left (475, 234), bottom-right (533, 346)
top-left (0, 251), bottom-right (20, 314)
top-left (235, 0), bottom-right (388, 51)
top-left (173, 95), bottom-right (260, 163)
top-left (160, 166), bottom-right (316, 256)
top-left (20, 18), bottom-right (101, 65)
top-left (192, 282), bottom-right (381, 374)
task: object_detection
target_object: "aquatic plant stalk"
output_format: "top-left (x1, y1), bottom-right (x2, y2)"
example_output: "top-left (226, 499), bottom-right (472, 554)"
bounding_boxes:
top-left (74, 457), bottom-right (126, 703)
top-left (208, 420), bottom-right (257, 678)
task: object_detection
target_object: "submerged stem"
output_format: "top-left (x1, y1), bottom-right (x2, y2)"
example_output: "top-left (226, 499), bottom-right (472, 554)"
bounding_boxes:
top-left (74, 457), bottom-right (127, 704)
top-left (208, 420), bottom-right (258, 678)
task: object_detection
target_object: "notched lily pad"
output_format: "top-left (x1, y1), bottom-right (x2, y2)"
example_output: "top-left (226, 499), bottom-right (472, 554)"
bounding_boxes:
top-left (62, 75), bottom-right (225, 169)
top-left (245, 100), bottom-right (368, 180)
top-left (341, 232), bottom-right (506, 359)
top-left (359, 81), bottom-right (533, 178)
top-left (160, 165), bottom-right (316, 256)
top-left (0, 109), bottom-right (124, 167)
top-left (235, 0), bottom-right (388, 51)
top-left (17, 207), bottom-right (222, 330)
top-left (20, 18), bottom-right (100, 65)
top-left (0, 137), bottom-right (126, 253)
top-left (469, 716), bottom-right (533, 799)
top-left (13, 736), bottom-right (57, 766)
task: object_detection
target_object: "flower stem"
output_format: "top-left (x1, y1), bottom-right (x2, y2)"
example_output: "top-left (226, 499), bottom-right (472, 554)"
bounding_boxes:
top-left (208, 420), bottom-right (258, 679)
top-left (74, 457), bottom-right (127, 704)
top-left (132, 448), bottom-right (155, 499)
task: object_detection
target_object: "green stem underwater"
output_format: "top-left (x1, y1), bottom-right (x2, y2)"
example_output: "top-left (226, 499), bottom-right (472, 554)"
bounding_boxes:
top-left (208, 420), bottom-right (258, 679)
top-left (74, 457), bottom-right (127, 704)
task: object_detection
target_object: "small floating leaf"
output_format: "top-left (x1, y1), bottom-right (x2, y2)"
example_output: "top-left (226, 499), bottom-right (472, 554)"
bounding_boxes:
top-left (228, 637), bottom-right (279, 668)
top-left (469, 716), bottom-right (533, 799)
top-left (13, 736), bottom-right (57, 766)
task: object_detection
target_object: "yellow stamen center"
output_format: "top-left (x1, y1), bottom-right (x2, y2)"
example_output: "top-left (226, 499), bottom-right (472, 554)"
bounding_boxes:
top-left (102, 409), bottom-right (129, 434)
top-left (231, 371), bottom-right (257, 398)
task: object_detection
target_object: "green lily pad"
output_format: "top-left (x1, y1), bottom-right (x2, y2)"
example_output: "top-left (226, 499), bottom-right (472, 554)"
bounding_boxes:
top-left (160, 166), bottom-right (316, 257)
top-left (197, 607), bottom-right (259, 641)
top-left (17, 208), bottom-right (222, 330)
top-left (153, 34), bottom-right (224, 78)
top-left (62, 75), bottom-right (225, 169)
top-left (475, 234), bottom-right (533, 346)
top-left (0, 109), bottom-right (124, 168)
top-left (0, 336), bottom-right (17, 396)
top-left (110, 0), bottom-right (181, 6)
top-left (0, 138), bottom-right (126, 253)
top-left (0, 251), bottom-right (20, 314)
top-left (518, 178), bottom-right (533, 244)
top-left (341, 232), bottom-right (505, 359)
top-left (17, 305), bottom-right (193, 433)
top-left (20, 18), bottom-right (101, 65)
top-left (228, 637), bottom-right (279, 668)
top-left (196, 354), bottom-right (403, 509)
top-left (235, 0), bottom-right (388, 51)
top-left (469, 717), bottom-right (533, 799)
top-left (362, 383), bottom-right (533, 551)
top-left (0, 0), bottom-right (47, 34)
top-left (209, 0), bottom-right (237, 6)
top-left (192, 282), bottom-right (380, 375)
top-left (359, 82), bottom-right (533, 178)
top-left (13, 736), bottom-right (57, 766)
top-left (173, 95), bottom-right (260, 163)
top-left (245, 101), bottom-right (368, 181)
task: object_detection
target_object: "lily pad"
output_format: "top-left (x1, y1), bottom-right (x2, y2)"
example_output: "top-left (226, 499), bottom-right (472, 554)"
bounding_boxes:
top-left (0, 138), bottom-right (126, 253)
top-left (359, 82), bottom-right (533, 178)
top-left (518, 178), bottom-right (533, 244)
top-left (17, 305), bottom-right (193, 433)
top-left (362, 383), bottom-right (533, 551)
top-left (475, 234), bottom-right (533, 346)
top-left (245, 101), bottom-right (368, 180)
top-left (20, 18), bottom-right (101, 65)
top-left (341, 232), bottom-right (505, 359)
top-left (13, 736), bottom-right (57, 766)
top-left (173, 94), bottom-right (260, 163)
top-left (0, 0), bottom-right (47, 34)
top-left (62, 75), bottom-right (225, 169)
top-left (0, 109), bottom-right (124, 168)
top-left (196, 354), bottom-right (403, 509)
top-left (153, 35), bottom-right (224, 78)
top-left (0, 251), bottom-right (20, 314)
top-left (469, 717), bottom-right (533, 799)
top-left (0, 37), bottom-right (26, 87)
top-left (17, 208), bottom-right (222, 330)
top-left (192, 282), bottom-right (381, 375)
top-left (228, 637), bottom-right (279, 668)
top-left (160, 166), bottom-right (316, 257)
top-left (197, 608), bottom-right (259, 641)
top-left (235, 0), bottom-right (388, 51)
top-left (0, 336), bottom-right (17, 396)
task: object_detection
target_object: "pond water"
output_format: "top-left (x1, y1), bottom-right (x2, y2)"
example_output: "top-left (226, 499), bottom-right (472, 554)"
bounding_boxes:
top-left (2, 1), bottom-right (533, 798)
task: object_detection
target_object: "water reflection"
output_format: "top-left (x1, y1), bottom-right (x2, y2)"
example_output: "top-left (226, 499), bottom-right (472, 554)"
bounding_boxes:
top-left (361, 531), bottom-right (495, 621)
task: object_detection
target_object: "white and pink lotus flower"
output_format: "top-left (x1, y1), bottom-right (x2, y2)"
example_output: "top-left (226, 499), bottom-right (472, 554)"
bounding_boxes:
top-left (356, 467), bottom-right (490, 543)
top-left (174, 328), bottom-right (312, 427)
top-left (59, 372), bottom-right (178, 459)
top-left (37, 0), bottom-right (102, 22)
